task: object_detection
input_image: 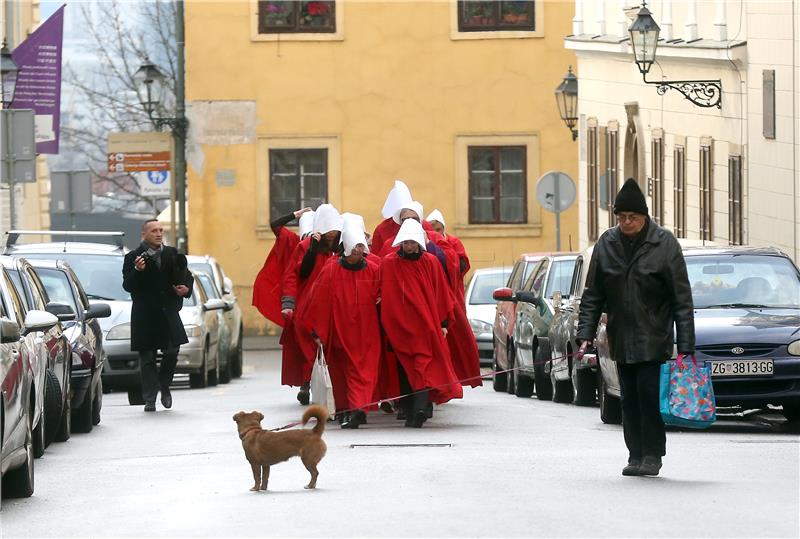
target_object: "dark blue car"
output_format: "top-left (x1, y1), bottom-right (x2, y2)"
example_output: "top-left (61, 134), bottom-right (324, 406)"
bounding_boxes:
top-left (597, 246), bottom-right (800, 424)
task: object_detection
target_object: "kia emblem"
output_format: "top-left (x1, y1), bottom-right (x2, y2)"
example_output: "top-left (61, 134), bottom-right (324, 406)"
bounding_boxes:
top-left (731, 346), bottom-right (745, 355)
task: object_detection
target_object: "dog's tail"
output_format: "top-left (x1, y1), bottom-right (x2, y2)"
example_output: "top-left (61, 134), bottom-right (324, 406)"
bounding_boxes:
top-left (302, 405), bottom-right (328, 436)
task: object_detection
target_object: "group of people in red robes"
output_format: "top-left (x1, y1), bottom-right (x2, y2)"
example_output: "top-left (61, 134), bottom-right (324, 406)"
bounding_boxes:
top-left (252, 181), bottom-right (481, 428)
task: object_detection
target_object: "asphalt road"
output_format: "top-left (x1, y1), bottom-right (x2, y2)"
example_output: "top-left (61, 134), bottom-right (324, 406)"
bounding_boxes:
top-left (2, 348), bottom-right (799, 538)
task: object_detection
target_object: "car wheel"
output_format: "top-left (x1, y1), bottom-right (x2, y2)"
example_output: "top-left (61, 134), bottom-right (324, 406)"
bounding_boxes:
top-left (232, 326), bottom-right (243, 378)
top-left (781, 404), bottom-right (800, 423)
top-left (44, 369), bottom-right (63, 447)
top-left (127, 388), bottom-right (145, 406)
top-left (33, 405), bottom-right (45, 459)
top-left (208, 349), bottom-right (219, 387)
top-left (3, 403), bottom-right (35, 498)
top-left (219, 350), bottom-right (232, 384)
top-left (72, 388), bottom-right (94, 434)
top-left (572, 365), bottom-right (597, 406)
top-left (598, 367), bottom-right (622, 424)
top-left (189, 345), bottom-right (209, 389)
top-left (551, 358), bottom-right (573, 404)
top-left (491, 341), bottom-right (508, 392)
top-left (515, 371), bottom-right (534, 398)
top-left (92, 379), bottom-right (102, 426)
top-left (534, 339), bottom-right (553, 401)
top-left (506, 342), bottom-right (516, 395)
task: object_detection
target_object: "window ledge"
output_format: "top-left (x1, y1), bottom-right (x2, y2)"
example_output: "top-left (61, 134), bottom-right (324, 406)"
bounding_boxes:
top-left (251, 32), bottom-right (344, 42)
top-left (453, 224), bottom-right (542, 238)
top-left (451, 29), bottom-right (543, 41)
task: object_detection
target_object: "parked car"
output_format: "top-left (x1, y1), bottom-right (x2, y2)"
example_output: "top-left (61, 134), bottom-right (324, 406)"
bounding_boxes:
top-left (187, 255), bottom-right (243, 378)
top-left (597, 245), bottom-right (800, 424)
top-left (491, 253), bottom-right (546, 391)
top-left (193, 270), bottom-right (233, 383)
top-left (495, 253), bottom-right (578, 399)
top-left (29, 260), bottom-right (111, 433)
top-left (547, 247), bottom-right (600, 408)
top-left (3, 233), bottom-right (142, 404)
top-left (464, 267), bottom-right (512, 366)
top-left (0, 266), bottom-right (59, 499)
top-left (1, 256), bottom-right (72, 451)
top-left (178, 273), bottom-right (227, 388)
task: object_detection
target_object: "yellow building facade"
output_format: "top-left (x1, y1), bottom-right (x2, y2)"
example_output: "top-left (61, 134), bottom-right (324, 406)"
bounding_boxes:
top-left (185, 0), bottom-right (578, 334)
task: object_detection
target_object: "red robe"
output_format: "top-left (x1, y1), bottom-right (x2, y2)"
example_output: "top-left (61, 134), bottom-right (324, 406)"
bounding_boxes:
top-left (252, 227), bottom-right (299, 327)
top-left (280, 238), bottom-right (334, 386)
top-left (379, 251), bottom-right (463, 404)
top-left (371, 218), bottom-right (400, 255)
top-left (447, 234), bottom-right (470, 279)
top-left (298, 257), bottom-right (381, 412)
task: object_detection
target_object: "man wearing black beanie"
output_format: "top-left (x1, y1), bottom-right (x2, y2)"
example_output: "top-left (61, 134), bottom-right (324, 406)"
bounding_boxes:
top-left (576, 178), bottom-right (695, 477)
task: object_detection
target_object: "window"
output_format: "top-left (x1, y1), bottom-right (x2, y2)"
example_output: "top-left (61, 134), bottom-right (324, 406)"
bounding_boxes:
top-left (606, 128), bottom-right (619, 227)
top-left (673, 145), bottom-right (686, 238)
top-left (37, 269), bottom-right (79, 315)
top-left (468, 146), bottom-right (526, 224)
top-left (544, 259), bottom-right (575, 299)
top-left (258, 1), bottom-right (336, 33)
top-left (699, 141), bottom-right (714, 241)
top-left (458, 1), bottom-right (535, 32)
top-left (586, 124), bottom-right (599, 241)
top-left (523, 259), bottom-right (548, 293)
top-left (2, 269), bottom-right (26, 325)
top-left (651, 135), bottom-right (665, 224)
top-left (597, 126), bottom-right (608, 210)
top-left (728, 155), bottom-right (744, 246)
top-left (269, 149), bottom-right (328, 221)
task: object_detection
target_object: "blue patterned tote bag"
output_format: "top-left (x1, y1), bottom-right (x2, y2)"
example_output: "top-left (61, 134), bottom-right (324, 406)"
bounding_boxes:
top-left (659, 354), bottom-right (717, 429)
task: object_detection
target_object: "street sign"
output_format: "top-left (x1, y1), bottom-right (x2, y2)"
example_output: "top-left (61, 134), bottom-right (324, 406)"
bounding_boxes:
top-left (536, 171), bottom-right (577, 252)
top-left (50, 171), bottom-right (92, 214)
top-left (107, 132), bottom-right (173, 173)
top-left (536, 171), bottom-right (576, 213)
top-left (1, 109), bottom-right (37, 184)
top-left (136, 170), bottom-right (171, 197)
top-left (107, 151), bottom-right (171, 173)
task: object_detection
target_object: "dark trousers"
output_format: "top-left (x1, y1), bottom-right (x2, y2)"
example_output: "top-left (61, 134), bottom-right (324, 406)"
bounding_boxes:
top-left (617, 362), bottom-right (666, 459)
top-left (396, 360), bottom-right (429, 415)
top-left (139, 343), bottom-right (180, 403)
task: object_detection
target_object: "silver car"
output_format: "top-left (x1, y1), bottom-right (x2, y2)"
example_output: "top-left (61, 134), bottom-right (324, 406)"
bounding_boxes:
top-left (464, 267), bottom-right (512, 366)
top-left (178, 273), bottom-right (227, 388)
top-left (186, 255), bottom-right (243, 378)
top-left (193, 270), bottom-right (233, 383)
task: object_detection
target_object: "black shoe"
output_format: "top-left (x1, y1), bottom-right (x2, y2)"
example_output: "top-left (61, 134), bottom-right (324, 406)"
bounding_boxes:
top-left (404, 410), bottom-right (427, 428)
top-left (425, 402), bottom-right (433, 419)
top-left (396, 408), bottom-right (406, 420)
top-left (639, 456), bottom-right (662, 476)
top-left (342, 411), bottom-right (366, 429)
top-left (160, 388), bottom-right (172, 409)
top-left (622, 458), bottom-right (642, 476)
top-left (144, 402), bottom-right (156, 412)
top-left (379, 402), bottom-right (394, 414)
top-left (297, 387), bottom-right (310, 406)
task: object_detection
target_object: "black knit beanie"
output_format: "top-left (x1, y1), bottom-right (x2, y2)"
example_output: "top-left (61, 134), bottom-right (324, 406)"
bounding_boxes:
top-left (613, 178), bottom-right (649, 215)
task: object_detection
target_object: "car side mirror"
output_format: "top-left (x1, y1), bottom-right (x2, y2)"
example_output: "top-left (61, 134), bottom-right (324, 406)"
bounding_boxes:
top-left (223, 276), bottom-right (233, 295)
top-left (23, 310), bottom-right (59, 335)
top-left (46, 302), bottom-right (77, 322)
top-left (204, 298), bottom-right (226, 311)
top-left (85, 303), bottom-right (112, 320)
top-left (223, 300), bottom-right (234, 312)
top-left (0, 316), bottom-right (21, 343)
top-left (516, 291), bottom-right (540, 306)
top-left (492, 287), bottom-right (515, 302)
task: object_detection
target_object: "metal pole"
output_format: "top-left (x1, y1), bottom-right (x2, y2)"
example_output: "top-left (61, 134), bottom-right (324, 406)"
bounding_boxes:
top-left (554, 176), bottom-right (561, 251)
top-left (4, 110), bottom-right (16, 230)
top-left (174, 0), bottom-right (188, 254)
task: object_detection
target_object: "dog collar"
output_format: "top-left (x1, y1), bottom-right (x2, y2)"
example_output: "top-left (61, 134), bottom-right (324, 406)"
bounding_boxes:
top-left (239, 427), bottom-right (260, 440)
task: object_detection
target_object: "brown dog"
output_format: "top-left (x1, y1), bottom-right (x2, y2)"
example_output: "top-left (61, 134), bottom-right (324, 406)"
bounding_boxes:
top-left (232, 405), bottom-right (328, 491)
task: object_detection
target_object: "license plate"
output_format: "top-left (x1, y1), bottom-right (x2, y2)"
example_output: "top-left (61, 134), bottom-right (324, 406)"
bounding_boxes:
top-left (708, 359), bottom-right (774, 377)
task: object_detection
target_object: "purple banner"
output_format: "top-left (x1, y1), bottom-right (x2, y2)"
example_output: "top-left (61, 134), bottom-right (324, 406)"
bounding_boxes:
top-left (10, 5), bottom-right (64, 154)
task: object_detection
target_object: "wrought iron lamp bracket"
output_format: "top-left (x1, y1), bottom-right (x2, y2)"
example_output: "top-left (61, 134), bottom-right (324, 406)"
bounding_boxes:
top-left (642, 74), bottom-right (722, 109)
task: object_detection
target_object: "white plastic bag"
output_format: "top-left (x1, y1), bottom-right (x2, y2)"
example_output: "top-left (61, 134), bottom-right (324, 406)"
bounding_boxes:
top-left (310, 345), bottom-right (335, 419)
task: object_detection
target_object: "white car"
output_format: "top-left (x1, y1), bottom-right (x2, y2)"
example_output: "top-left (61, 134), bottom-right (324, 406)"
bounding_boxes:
top-left (465, 267), bottom-right (512, 366)
top-left (176, 273), bottom-right (227, 388)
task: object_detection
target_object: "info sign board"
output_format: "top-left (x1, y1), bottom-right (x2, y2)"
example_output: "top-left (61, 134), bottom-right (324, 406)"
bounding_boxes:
top-left (107, 132), bottom-right (173, 197)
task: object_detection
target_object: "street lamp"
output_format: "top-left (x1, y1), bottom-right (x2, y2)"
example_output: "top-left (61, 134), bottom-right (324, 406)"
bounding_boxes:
top-left (134, 57), bottom-right (189, 253)
top-left (554, 66), bottom-right (578, 141)
top-left (1, 39), bottom-right (19, 107)
top-left (629, 2), bottom-right (722, 108)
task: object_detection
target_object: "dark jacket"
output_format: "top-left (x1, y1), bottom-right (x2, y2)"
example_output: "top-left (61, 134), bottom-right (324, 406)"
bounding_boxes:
top-left (122, 244), bottom-right (194, 352)
top-left (576, 219), bottom-right (695, 364)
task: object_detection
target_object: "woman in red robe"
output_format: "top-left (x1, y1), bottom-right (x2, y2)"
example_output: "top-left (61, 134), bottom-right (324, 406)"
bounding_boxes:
top-left (372, 180), bottom-right (412, 249)
top-left (298, 216), bottom-right (381, 429)
top-left (281, 204), bottom-right (343, 403)
top-left (380, 219), bottom-right (463, 428)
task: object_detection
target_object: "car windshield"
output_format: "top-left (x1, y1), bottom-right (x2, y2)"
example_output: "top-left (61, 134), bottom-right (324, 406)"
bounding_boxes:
top-left (469, 272), bottom-right (511, 305)
top-left (23, 254), bottom-right (129, 301)
top-left (189, 262), bottom-right (215, 284)
top-left (686, 254), bottom-right (800, 309)
top-left (36, 268), bottom-right (79, 313)
top-left (545, 259), bottom-right (576, 298)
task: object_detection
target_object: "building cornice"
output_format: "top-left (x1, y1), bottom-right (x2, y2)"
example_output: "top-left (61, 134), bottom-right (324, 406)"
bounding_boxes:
top-left (565, 34), bottom-right (747, 66)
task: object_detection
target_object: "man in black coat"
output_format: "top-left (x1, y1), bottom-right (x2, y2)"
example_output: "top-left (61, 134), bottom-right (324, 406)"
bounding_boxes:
top-left (123, 219), bottom-right (193, 412)
top-left (576, 178), bottom-right (695, 477)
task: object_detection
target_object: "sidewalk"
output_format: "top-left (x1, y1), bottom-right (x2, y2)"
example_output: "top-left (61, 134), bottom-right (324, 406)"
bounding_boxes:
top-left (242, 335), bottom-right (282, 351)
